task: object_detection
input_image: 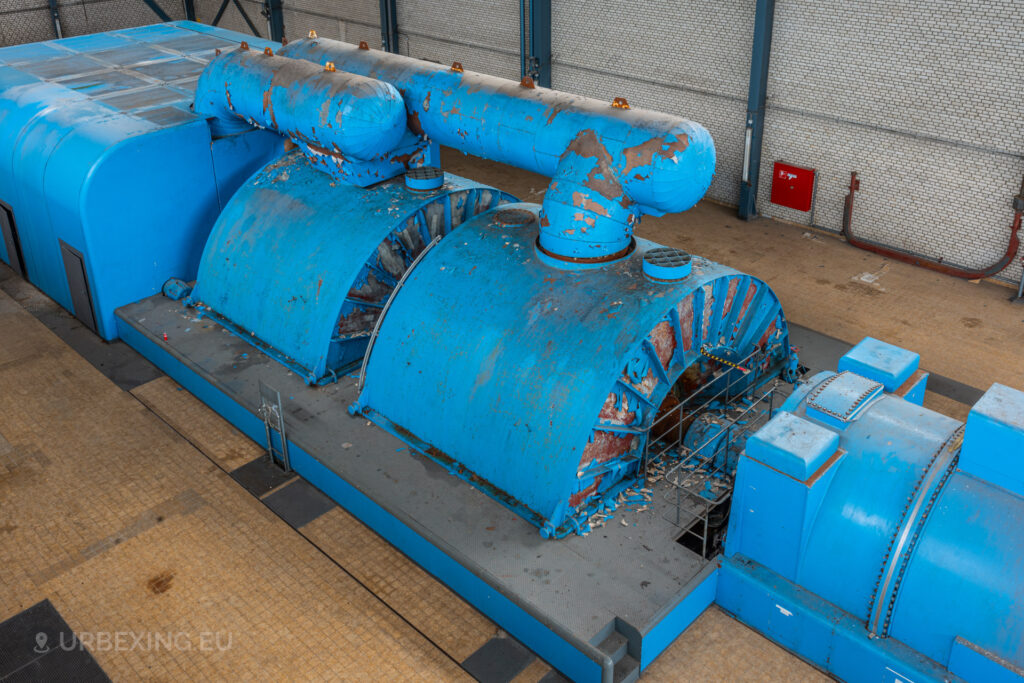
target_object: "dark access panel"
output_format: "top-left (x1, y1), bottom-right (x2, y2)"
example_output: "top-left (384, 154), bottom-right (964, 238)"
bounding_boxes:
top-left (60, 240), bottom-right (98, 334)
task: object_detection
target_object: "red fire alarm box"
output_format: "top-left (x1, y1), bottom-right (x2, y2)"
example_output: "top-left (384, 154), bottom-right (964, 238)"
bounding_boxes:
top-left (770, 162), bottom-right (816, 212)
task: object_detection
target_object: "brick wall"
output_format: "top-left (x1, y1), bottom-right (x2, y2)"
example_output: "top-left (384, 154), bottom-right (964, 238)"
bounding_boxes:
top-left (395, 0), bottom-right (519, 79)
top-left (551, 0), bottom-right (754, 206)
top-left (759, 0), bottom-right (1024, 283)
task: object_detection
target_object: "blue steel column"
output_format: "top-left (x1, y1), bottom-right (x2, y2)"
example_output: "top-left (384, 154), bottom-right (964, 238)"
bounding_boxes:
top-left (379, 0), bottom-right (399, 53)
top-left (47, 0), bottom-right (63, 38)
top-left (264, 0), bottom-right (284, 42)
top-left (528, 0), bottom-right (551, 87)
top-left (520, 0), bottom-right (527, 79)
top-left (738, 0), bottom-right (775, 220)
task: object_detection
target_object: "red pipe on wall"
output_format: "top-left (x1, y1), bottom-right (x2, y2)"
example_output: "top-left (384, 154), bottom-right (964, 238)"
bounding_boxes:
top-left (841, 171), bottom-right (1024, 280)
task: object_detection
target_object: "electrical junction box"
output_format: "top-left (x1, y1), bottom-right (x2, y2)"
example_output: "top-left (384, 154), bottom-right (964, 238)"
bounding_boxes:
top-left (770, 162), bottom-right (816, 211)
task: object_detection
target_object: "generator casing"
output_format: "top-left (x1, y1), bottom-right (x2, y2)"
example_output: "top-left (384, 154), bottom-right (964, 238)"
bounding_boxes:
top-left (721, 337), bottom-right (1024, 683)
top-left (0, 22), bottom-right (283, 338)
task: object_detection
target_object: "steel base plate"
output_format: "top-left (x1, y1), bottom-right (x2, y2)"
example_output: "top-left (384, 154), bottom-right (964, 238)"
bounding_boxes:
top-left (115, 293), bottom-right (717, 681)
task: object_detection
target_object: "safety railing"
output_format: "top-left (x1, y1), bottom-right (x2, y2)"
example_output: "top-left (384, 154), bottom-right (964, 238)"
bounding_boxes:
top-left (640, 347), bottom-right (780, 558)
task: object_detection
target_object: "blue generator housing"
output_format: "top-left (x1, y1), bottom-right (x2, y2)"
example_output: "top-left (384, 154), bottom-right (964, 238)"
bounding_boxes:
top-left (0, 22), bottom-right (284, 338)
top-left (721, 337), bottom-right (1024, 682)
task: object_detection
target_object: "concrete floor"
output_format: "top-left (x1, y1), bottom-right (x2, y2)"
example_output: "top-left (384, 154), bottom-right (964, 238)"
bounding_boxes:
top-left (2, 152), bottom-right (1017, 681)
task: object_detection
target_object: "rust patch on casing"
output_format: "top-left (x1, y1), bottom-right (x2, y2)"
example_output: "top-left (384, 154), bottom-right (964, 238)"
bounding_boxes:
top-left (598, 391), bottom-right (636, 424)
top-left (723, 278), bottom-right (739, 314)
top-left (758, 320), bottom-right (778, 347)
top-left (650, 320), bottom-right (676, 368)
top-left (566, 130), bottom-right (622, 202)
top-left (579, 430), bottom-right (636, 468)
top-left (677, 297), bottom-right (694, 351)
top-left (622, 135), bottom-right (689, 175)
top-left (569, 475), bottom-right (604, 508)
top-left (571, 191), bottom-right (612, 218)
top-left (737, 282), bottom-right (757, 320)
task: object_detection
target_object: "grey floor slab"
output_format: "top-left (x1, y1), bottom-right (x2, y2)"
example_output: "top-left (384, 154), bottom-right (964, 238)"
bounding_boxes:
top-left (118, 293), bottom-right (712, 645)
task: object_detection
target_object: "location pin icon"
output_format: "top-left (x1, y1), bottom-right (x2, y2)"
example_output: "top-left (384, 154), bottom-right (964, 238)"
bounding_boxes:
top-left (34, 632), bottom-right (48, 653)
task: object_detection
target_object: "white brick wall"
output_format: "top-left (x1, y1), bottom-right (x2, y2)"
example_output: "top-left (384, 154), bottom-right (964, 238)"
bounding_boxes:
top-left (760, 0), bottom-right (1024, 283)
top-left (396, 0), bottom-right (520, 80)
top-left (551, 0), bottom-right (755, 205)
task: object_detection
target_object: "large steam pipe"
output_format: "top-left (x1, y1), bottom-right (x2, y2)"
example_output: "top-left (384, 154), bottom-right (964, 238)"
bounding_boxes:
top-left (279, 38), bottom-right (716, 262)
top-left (194, 45), bottom-right (407, 161)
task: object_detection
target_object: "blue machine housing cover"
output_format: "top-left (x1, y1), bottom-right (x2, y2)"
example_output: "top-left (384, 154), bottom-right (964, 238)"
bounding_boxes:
top-left (188, 151), bottom-right (516, 382)
top-left (729, 368), bottom-right (1024, 673)
top-left (0, 22), bottom-right (283, 339)
top-left (356, 206), bottom-right (793, 536)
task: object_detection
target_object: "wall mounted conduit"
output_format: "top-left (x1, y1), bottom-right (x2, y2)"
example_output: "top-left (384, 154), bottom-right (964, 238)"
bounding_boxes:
top-left (842, 171), bottom-right (1024, 280)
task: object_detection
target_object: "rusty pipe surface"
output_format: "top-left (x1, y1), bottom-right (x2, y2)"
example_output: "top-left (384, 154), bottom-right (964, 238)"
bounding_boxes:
top-left (194, 46), bottom-right (407, 161)
top-left (280, 38), bottom-right (716, 261)
top-left (842, 171), bottom-right (1024, 280)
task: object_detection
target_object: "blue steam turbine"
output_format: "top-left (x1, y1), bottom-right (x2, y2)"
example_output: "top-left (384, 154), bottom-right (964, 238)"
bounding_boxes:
top-left (5, 25), bottom-right (1022, 682)
top-left (217, 36), bottom-right (797, 536)
top-left (166, 38), bottom-right (797, 535)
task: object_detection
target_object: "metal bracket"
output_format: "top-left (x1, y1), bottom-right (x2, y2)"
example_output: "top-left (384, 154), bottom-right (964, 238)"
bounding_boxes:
top-left (258, 380), bottom-right (291, 472)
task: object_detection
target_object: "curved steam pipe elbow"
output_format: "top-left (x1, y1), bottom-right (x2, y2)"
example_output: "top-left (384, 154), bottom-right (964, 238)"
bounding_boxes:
top-left (539, 130), bottom-right (638, 258)
top-left (193, 48), bottom-right (407, 161)
top-left (278, 37), bottom-right (716, 262)
top-left (539, 123), bottom-right (715, 259)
